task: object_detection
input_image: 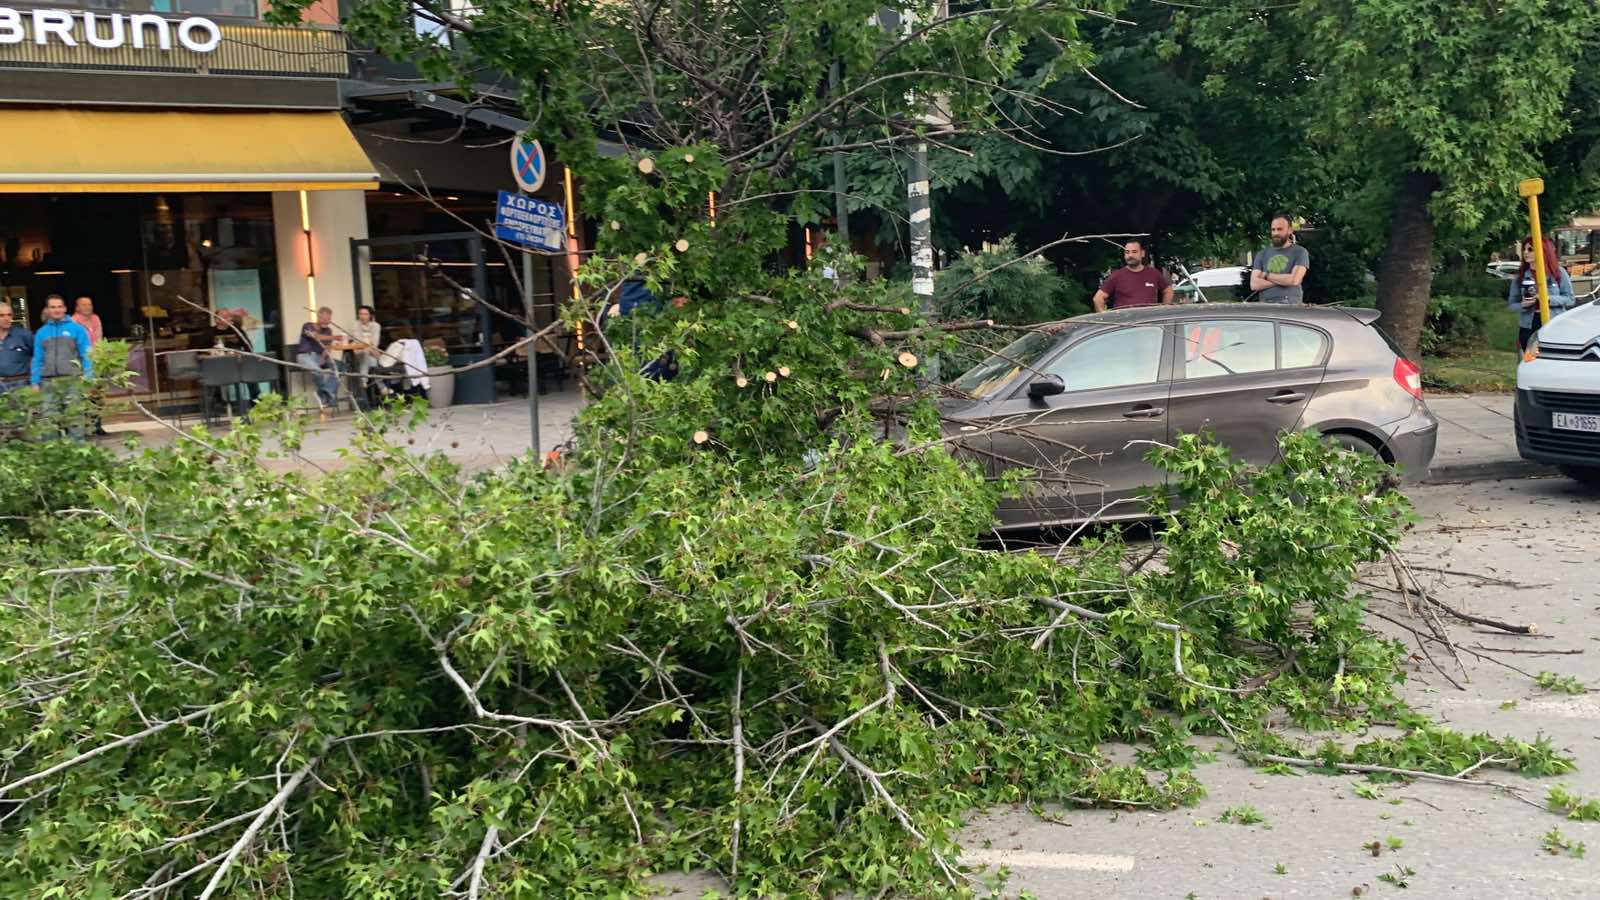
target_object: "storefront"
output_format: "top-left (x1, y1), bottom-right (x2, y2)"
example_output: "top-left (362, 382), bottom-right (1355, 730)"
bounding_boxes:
top-left (0, 8), bottom-right (375, 409)
top-left (0, 5), bottom-right (595, 410)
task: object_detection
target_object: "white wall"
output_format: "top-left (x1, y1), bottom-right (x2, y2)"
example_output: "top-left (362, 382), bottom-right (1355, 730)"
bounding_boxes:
top-left (272, 189), bottom-right (372, 342)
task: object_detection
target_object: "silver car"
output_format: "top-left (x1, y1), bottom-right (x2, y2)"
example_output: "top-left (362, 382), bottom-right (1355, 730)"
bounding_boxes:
top-left (943, 304), bottom-right (1439, 528)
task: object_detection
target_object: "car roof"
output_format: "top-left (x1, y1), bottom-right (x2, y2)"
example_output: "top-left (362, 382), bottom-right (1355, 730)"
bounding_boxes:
top-left (1067, 302), bottom-right (1381, 328)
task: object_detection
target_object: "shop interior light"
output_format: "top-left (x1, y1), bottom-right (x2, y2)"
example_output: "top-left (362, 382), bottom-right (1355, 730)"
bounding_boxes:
top-left (300, 190), bottom-right (316, 312)
top-left (34, 270), bottom-right (64, 276)
top-left (110, 269), bottom-right (134, 274)
top-left (446, 195), bottom-right (460, 201)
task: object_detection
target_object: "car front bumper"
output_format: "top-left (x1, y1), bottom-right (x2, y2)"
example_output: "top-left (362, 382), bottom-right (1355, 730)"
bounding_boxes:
top-left (1514, 388), bottom-right (1600, 468)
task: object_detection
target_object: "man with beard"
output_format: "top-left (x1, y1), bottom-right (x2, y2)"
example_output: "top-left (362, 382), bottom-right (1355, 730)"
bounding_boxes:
top-left (1250, 215), bottom-right (1310, 304)
top-left (1091, 238), bottom-right (1173, 311)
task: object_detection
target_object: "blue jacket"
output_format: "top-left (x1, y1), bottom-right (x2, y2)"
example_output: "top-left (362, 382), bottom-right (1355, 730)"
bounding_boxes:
top-left (31, 317), bottom-right (92, 384)
top-left (1507, 266), bottom-right (1574, 330)
top-left (0, 325), bottom-right (31, 379)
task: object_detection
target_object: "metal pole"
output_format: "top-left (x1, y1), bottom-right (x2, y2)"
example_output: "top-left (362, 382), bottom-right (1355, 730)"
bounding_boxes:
top-left (907, 140), bottom-right (937, 381)
top-left (524, 248), bottom-right (540, 456)
top-left (1528, 194), bottom-right (1553, 326)
top-left (829, 58), bottom-right (851, 251)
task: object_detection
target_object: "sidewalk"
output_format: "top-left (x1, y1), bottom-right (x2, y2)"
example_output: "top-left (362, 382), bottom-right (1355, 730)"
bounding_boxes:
top-left (104, 388), bottom-right (1541, 483)
top-left (104, 387), bottom-right (587, 473)
top-left (1423, 392), bottom-right (1552, 482)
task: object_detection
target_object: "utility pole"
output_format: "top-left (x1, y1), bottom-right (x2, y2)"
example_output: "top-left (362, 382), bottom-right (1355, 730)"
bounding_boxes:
top-left (829, 58), bottom-right (851, 253)
top-left (899, 2), bottom-right (947, 382)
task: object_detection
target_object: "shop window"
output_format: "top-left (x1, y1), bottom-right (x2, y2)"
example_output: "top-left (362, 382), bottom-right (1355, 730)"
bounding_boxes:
top-left (0, 192), bottom-right (279, 404)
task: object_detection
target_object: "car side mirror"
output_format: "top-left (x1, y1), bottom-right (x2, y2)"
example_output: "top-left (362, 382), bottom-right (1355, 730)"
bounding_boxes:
top-left (1027, 375), bottom-right (1065, 402)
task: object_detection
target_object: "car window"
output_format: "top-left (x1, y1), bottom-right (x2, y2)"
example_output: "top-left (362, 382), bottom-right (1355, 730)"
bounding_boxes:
top-left (1280, 323), bottom-right (1328, 369)
top-left (950, 329), bottom-right (1073, 399)
top-left (1043, 326), bottom-right (1164, 392)
top-left (1182, 320), bottom-right (1275, 378)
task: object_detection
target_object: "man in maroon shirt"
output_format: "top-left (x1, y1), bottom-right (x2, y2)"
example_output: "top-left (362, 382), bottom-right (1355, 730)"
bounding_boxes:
top-left (1091, 239), bottom-right (1173, 311)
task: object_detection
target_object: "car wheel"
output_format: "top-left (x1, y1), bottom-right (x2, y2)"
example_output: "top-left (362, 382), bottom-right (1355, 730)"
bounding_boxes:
top-left (1558, 465), bottom-right (1600, 487)
top-left (1323, 432), bottom-right (1399, 492)
top-left (1324, 432), bottom-right (1384, 460)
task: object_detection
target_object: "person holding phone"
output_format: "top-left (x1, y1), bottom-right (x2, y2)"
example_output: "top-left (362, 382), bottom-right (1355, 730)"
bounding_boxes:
top-left (1508, 237), bottom-right (1573, 351)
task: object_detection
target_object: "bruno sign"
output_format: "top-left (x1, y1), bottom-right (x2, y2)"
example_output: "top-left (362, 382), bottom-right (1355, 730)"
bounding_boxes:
top-left (0, 7), bottom-right (222, 53)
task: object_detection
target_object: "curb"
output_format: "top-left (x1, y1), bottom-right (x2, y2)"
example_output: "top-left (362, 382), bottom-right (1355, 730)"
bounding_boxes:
top-left (1421, 459), bottom-right (1558, 484)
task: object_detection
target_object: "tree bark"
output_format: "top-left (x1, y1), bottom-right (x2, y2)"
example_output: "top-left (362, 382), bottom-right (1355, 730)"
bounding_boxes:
top-left (1375, 170), bottom-right (1441, 359)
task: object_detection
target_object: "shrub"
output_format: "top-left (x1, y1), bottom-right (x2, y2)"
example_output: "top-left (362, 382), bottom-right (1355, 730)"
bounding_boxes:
top-left (1420, 294), bottom-right (1492, 356)
top-left (934, 239), bottom-right (1088, 374)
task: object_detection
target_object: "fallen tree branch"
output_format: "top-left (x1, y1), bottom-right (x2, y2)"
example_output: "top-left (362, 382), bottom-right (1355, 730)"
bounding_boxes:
top-left (196, 754), bottom-right (321, 899)
top-left (0, 703), bottom-right (223, 799)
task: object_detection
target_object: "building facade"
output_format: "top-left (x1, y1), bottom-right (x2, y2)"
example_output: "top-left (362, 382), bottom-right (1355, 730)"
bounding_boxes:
top-left (0, 1), bottom-right (578, 406)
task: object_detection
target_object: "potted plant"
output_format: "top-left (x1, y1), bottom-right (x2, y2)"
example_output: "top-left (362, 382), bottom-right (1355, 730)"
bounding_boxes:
top-left (424, 345), bottom-right (454, 408)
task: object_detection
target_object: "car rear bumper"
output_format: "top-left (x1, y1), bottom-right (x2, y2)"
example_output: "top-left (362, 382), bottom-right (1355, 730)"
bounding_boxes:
top-left (1515, 388), bottom-right (1600, 467)
top-left (1381, 405), bottom-right (1438, 483)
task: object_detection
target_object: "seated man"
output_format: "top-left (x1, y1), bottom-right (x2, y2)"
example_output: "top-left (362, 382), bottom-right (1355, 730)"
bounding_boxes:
top-left (294, 306), bottom-right (342, 410)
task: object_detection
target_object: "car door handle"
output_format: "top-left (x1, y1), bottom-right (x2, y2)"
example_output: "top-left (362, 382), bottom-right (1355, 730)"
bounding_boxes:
top-left (1123, 405), bottom-right (1164, 419)
top-left (1265, 391), bottom-right (1306, 404)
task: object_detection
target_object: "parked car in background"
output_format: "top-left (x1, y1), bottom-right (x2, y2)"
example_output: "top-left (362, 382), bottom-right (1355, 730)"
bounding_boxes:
top-left (1487, 261), bottom-right (1521, 281)
top-left (1515, 299), bottom-right (1600, 486)
top-left (944, 304), bottom-right (1438, 528)
top-left (1172, 265), bottom-right (1249, 302)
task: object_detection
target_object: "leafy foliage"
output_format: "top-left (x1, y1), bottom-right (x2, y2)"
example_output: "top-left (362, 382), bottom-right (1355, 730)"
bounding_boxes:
top-left (1535, 671), bottom-right (1589, 695)
top-left (1549, 786), bottom-right (1600, 822)
top-left (932, 239), bottom-right (1089, 374)
top-left (1418, 296), bottom-right (1492, 357)
top-left (1218, 805), bottom-right (1266, 826)
top-left (1543, 828), bottom-right (1588, 858)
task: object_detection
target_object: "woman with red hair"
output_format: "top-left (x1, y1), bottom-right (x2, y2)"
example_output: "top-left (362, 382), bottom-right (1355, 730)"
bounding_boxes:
top-left (1507, 237), bottom-right (1573, 350)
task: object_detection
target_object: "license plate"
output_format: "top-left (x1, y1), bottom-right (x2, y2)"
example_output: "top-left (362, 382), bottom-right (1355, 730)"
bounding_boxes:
top-left (1553, 412), bottom-right (1600, 433)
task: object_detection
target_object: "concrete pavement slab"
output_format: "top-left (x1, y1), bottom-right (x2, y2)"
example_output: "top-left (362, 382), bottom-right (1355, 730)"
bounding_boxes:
top-left (1425, 392), bottom-right (1555, 483)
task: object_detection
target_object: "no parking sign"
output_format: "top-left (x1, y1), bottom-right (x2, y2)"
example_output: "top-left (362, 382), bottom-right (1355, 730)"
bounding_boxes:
top-left (510, 133), bottom-right (546, 193)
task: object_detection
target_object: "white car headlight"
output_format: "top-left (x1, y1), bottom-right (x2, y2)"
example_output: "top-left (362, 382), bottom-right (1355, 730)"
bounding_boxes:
top-left (1522, 335), bottom-right (1539, 363)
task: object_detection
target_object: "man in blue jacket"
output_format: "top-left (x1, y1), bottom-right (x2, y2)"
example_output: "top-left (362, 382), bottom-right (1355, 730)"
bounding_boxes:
top-left (30, 294), bottom-right (93, 439)
top-left (0, 302), bottom-right (32, 395)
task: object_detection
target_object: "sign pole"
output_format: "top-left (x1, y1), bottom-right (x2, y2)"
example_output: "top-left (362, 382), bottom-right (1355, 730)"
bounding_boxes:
top-left (509, 131), bottom-right (551, 458)
top-left (1520, 177), bottom-right (1552, 327)
top-left (524, 246), bottom-right (540, 457)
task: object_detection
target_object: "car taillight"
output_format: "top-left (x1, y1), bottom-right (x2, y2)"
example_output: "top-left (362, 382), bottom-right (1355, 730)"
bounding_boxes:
top-left (1393, 357), bottom-right (1423, 400)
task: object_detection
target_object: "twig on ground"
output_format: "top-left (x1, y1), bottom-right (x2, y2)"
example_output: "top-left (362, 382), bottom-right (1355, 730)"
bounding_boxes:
top-left (1255, 754), bottom-right (1544, 810)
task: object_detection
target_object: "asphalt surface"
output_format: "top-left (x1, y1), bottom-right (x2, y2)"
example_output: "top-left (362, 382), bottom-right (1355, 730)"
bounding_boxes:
top-left (653, 473), bottom-right (1600, 898)
top-left (958, 474), bottom-right (1600, 899)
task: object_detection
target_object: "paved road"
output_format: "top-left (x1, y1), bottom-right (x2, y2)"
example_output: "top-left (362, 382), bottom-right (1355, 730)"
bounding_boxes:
top-left (654, 474), bottom-right (1600, 898)
top-left (959, 474), bottom-right (1600, 899)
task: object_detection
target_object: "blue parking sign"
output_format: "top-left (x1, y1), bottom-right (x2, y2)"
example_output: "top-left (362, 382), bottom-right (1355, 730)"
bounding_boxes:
top-left (494, 191), bottom-right (566, 252)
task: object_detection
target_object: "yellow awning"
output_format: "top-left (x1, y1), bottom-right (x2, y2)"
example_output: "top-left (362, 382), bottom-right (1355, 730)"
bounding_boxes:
top-left (0, 109), bottom-right (378, 193)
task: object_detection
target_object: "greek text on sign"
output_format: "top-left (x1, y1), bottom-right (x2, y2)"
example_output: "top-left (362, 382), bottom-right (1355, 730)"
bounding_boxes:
top-left (495, 191), bottom-right (566, 253)
top-left (510, 135), bottom-right (547, 193)
top-left (0, 8), bottom-right (222, 53)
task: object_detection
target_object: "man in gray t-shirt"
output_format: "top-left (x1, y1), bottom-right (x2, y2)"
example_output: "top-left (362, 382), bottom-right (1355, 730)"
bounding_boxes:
top-left (1250, 215), bottom-right (1311, 304)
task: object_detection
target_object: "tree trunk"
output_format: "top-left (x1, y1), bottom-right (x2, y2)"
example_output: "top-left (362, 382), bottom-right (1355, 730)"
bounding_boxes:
top-left (1375, 170), bottom-right (1441, 359)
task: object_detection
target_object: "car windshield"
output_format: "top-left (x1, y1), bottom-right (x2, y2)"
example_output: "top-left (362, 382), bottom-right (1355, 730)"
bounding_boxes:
top-left (949, 329), bottom-right (1070, 399)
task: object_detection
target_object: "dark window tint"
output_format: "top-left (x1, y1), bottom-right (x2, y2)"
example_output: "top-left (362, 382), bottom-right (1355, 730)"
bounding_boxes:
top-left (1182, 320), bottom-right (1274, 378)
top-left (1279, 324), bottom-right (1328, 369)
top-left (1045, 325), bottom-right (1164, 391)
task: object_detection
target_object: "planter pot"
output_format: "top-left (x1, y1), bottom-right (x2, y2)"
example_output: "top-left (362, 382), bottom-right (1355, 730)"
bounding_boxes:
top-left (426, 366), bottom-right (455, 408)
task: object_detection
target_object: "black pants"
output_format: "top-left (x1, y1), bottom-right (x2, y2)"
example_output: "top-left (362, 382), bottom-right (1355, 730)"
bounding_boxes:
top-left (1518, 326), bottom-right (1538, 351)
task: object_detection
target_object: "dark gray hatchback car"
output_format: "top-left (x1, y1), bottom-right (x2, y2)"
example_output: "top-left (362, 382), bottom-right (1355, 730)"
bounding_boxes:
top-left (941, 304), bottom-right (1438, 528)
